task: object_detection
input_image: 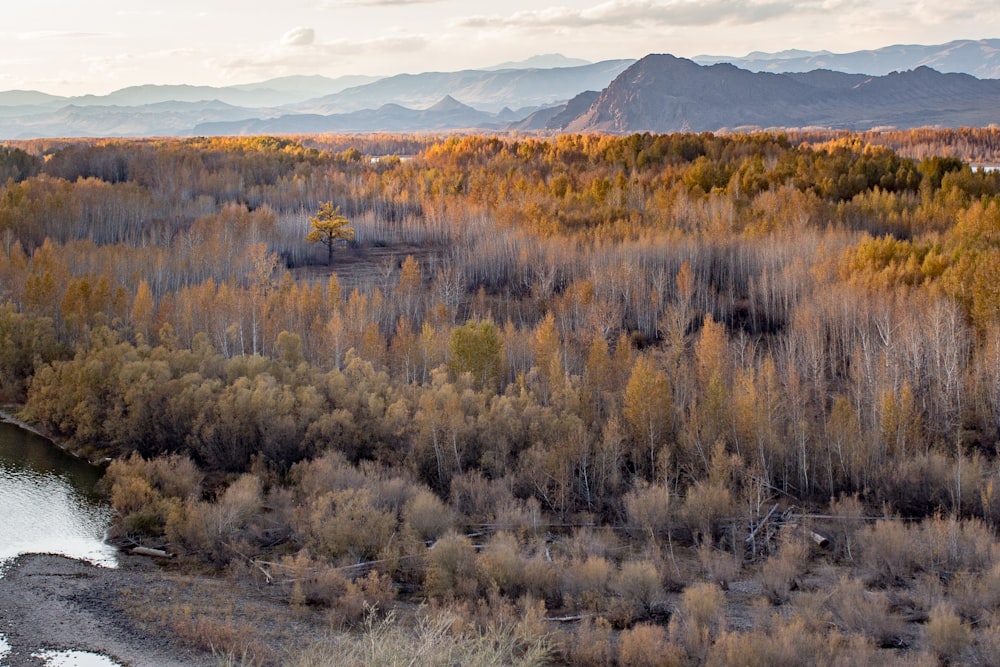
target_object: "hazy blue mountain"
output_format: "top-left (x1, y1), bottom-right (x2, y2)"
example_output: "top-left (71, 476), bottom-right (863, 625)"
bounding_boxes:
top-left (509, 91), bottom-right (602, 131)
top-left (559, 55), bottom-right (1000, 133)
top-left (292, 60), bottom-right (635, 114)
top-left (484, 54), bottom-right (592, 71)
top-left (0, 90), bottom-right (66, 107)
top-left (0, 75), bottom-right (381, 112)
top-left (694, 39), bottom-right (1000, 79)
top-left (193, 96), bottom-right (504, 135)
top-left (3, 42), bottom-right (1000, 138)
top-left (0, 100), bottom-right (271, 139)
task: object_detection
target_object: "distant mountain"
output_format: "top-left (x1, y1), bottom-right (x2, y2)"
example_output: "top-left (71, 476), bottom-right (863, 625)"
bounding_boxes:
top-left (557, 55), bottom-right (1000, 133)
top-left (0, 90), bottom-right (65, 107)
top-left (509, 91), bottom-right (601, 131)
top-left (291, 60), bottom-right (635, 114)
top-left (3, 43), bottom-right (1000, 138)
top-left (694, 39), bottom-right (1000, 79)
top-left (484, 54), bottom-right (592, 71)
top-left (0, 75), bottom-right (380, 114)
top-left (194, 96), bottom-right (503, 135)
top-left (0, 100), bottom-right (272, 139)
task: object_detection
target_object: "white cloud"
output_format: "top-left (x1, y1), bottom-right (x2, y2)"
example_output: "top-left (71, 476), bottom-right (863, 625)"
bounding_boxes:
top-left (16, 31), bottom-right (109, 41)
top-left (282, 27), bottom-right (316, 47)
top-left (914, 0), bottom-right (985, 23)
top-left (317, 0), bottom-right (444, 6)
top-left (219, 33), bottom-right (429, 77)
top-left (456, 0), bottom-right (830, 31)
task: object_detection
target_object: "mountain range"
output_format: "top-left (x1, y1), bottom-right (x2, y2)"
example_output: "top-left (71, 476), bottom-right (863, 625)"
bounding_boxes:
top-left (0, 40), bottom-right (998, 139)
top-left (554, 55), bottom-right (1000, 134)
top-left (693, 38), bottom-right (1000, 79)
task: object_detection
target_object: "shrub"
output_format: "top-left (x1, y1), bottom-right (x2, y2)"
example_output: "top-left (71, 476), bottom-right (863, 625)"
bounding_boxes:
top-left (669, 582), bottom-right (725, 662)
top-left (925, 601), bottom-right (971, 662)
top-left (760, 532), bottom-right (809, 604)
top-left (424, 532), bottom-right (478, 600)
top-left (624, 482), bottom-right (674, 543)
top-left (822, 493), bottom-right (866, 562)
top-left (681, 481), bottom-right (733, 545)
top-left (330, 570), bottom-right (396, 629)
top-left (560, 617), bottom-right (614, 667)
top-left (404, 488), bottom-right (455, 542)
top-left (618, 623), bottom-right (683, 667)
top-left (448, 470), bottom-right (516, 524)
top-left (949, 563), bottom-right (1000, 620)
top-left (825, 576), bottom-right (905, 647)
top-left (856, 518), bottom-right (926, 584)
top-left (476, 531), bottom-right (526, 597)
top-left (300, 487), bottom-right (397, 562)
top-left (560, 556), bottom-right (613, 613)
top-left (857, 515), bottom-right (997, 585)
top-left (610, 560), bottom-right (665, 624)
top-left (104, 452), bottom-right (203, 539)
top-left (697, 545), bottom-right (740, 589)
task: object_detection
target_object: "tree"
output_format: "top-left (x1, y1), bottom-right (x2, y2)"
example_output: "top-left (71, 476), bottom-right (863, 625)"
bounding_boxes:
top-left (623, 354), bottom-right (673, 481)
top-left (448, 319), bottom-right (503, 392)
top-left (306, 202), bottom-right (354, 266)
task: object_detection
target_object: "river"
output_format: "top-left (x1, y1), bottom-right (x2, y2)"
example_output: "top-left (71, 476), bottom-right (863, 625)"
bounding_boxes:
top-left (0, 420), bottom-right (121, 667)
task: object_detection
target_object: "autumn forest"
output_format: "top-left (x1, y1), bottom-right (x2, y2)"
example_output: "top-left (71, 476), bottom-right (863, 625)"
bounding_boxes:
top-left (4, 129), bottom-right (1000, 665)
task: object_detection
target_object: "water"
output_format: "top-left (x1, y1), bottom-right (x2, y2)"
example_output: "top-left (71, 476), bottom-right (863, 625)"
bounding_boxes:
top-left (0, 420), bottom-right (121, 667)
top-left (0, 421), bottom-right (117, 568)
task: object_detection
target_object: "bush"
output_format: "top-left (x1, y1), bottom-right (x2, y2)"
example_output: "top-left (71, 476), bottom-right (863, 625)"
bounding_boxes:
top-left (560, 618), bottom-right (614, 667)
top-left (476, 531), bottom-right (526, 597)
top-left (825, 576), bottom-right (905, 647)
top-left (560, 556), bottom-right (613, 613)
top-left (625, 482), bottom-right (674, 543)
top-left (404, 488), bottom-right (455, 542)
top-left (681, 481), bottom-right (733, 545)
top-left (424, 532), bottom-right (478, 600)
top-left (697, 545), bottom-right (740, 589)
top-left (760, 532), bottom-right (809, 604)
top-left (925, 601), bottom-right (971, 662)
top-left (669, 582), bottom-right (725, 662)
top-left (618, 623), bottom-right (683, 667)
top-left (610, 560), bottom-right (665, 624)
top-left (857, 515), bottom-right (997, 585)
top-left (300, 487), bottom-right (397, 562)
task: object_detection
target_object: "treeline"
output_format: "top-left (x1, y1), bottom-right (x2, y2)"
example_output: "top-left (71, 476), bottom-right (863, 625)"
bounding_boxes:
top-left (4, 131), bottom-right (1000, 664)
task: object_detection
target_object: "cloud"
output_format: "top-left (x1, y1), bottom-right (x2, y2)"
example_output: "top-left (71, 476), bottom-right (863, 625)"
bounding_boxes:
top-left (219, 33), bottom-right (429, 76)
top-left (16, 31), bottom-right (109, 41)
top-left (914, 0), bottom-right (985, 22)
top-left (317, 0), bottom-right (443, 6)
top-left (456, 0), bottom-right (816, 31)
top-left (282, 27), bottom-right (316, 47)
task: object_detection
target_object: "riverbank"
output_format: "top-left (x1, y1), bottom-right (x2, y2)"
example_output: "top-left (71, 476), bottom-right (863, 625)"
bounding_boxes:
top-left (0, 407), bottom-right (104, 466)
top-left (0, 553), bottom-right (327, 667)
top-left (0, 554), bottom-right (212, 667)
top-left (0, 408), bottom-right (45, 440)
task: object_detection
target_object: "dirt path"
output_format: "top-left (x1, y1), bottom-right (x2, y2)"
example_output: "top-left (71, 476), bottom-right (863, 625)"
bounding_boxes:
top-left (0, 555), bottom-right (214, 667)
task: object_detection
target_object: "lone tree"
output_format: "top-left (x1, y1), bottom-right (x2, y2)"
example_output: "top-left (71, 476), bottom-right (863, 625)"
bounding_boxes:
top-left (307, 201), bottom-right (355, 266)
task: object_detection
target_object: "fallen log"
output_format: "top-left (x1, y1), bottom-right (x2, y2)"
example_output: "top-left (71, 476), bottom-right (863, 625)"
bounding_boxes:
top-left (130, 546), bottom-right (175, 559)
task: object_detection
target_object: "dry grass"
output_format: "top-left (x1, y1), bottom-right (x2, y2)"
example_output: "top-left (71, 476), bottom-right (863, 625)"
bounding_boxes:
top-left (289, 603), bottom-right (551, 667)
top-left (924, 601), bottom-right (971, 662)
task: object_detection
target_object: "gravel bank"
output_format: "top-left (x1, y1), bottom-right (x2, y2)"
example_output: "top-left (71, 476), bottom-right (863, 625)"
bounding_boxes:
top-left (0, 554), bottom-right (213, 667)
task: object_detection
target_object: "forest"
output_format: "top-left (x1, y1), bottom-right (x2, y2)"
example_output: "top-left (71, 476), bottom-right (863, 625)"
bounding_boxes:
top-left (3, 128), bottom-right (1000, 665)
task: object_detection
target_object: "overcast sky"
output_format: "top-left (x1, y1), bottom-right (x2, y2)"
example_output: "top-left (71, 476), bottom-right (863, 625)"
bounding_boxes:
top-left (3, 0), bottom-right (997, 96)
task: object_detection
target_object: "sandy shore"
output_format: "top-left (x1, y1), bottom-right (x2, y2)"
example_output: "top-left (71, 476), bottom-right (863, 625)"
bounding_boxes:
top-left (0, 554), bottom-right (214, 667)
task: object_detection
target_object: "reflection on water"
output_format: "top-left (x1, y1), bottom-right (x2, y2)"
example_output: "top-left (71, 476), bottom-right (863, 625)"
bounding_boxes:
top-left (0, 421), bottom-right (117, 568)
top-left (0, 421), bottom-right (121, 667)
top-left (33, 650), bottom-right (124, 667)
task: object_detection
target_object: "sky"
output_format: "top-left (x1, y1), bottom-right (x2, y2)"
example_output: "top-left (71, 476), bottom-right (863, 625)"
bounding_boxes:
top-left (2, 0), bottom-right (998, 96)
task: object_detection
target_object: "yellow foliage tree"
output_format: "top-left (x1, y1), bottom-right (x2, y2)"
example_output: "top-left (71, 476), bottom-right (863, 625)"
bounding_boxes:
top-left (306, 201), bottom-right (354, 266)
